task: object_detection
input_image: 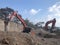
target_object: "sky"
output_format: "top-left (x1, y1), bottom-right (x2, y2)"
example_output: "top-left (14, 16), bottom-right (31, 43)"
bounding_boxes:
top-left (0, 0), bottom-right (60, 27)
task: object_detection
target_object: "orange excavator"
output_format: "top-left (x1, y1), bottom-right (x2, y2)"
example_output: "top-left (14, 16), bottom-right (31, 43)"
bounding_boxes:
top-left (0, 7), bottom-right (31, 33)
top-left (45, 18), bottom-right (56, 33)
top-left (9, 11), bottom-right (31, 33)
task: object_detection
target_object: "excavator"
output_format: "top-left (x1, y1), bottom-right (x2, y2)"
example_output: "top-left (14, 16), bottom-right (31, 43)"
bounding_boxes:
top-left (0, 7), bottom-right (31, 33)
top-left (37, 19), bottom-right (56, 37)
top-left (9, 11), bottom-right (31, 33)
top-left (45, 18), bottom-right (56, 33)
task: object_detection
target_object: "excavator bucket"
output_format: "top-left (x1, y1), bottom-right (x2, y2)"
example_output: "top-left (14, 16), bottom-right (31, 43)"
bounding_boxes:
top-left (22, 27), bottom-right (31, 33)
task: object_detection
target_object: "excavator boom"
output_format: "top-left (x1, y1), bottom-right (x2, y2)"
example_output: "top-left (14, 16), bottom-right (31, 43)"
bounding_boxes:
top-left (9, 11), bottom-right (31, 33)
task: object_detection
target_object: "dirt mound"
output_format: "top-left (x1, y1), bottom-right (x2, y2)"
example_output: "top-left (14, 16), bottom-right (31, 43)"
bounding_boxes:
top-left (0, 31), bottom-right (60, 45)
top-left (0, 31), bottom-right (36, 45)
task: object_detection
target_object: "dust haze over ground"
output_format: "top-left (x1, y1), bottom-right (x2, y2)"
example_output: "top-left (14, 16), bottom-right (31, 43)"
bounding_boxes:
top-left (0, 19), bottom-right (60, 45)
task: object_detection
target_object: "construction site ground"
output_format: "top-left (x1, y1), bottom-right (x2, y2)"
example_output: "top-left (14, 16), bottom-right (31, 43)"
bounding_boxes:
top-left (0, 19), bottom-right (60, 45)
top-left (0, 31), bottom-right (60, 45)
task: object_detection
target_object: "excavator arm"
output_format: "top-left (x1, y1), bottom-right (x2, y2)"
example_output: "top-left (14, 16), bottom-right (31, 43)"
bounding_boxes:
top-left (9, 11), bottom-right (31, 33)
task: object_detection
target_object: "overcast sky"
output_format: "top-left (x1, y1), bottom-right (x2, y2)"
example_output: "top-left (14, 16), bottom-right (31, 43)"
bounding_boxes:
top-left (0, 0), bottom-right (60, 27)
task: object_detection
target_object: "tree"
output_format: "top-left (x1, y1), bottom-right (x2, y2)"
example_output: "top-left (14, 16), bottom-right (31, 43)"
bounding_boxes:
top-left (35, 22), bottom-right (44, 28)
top-left (24, 19), bottom-right (35, 28)
top-left (0, 7), bottom-right (14, 20)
